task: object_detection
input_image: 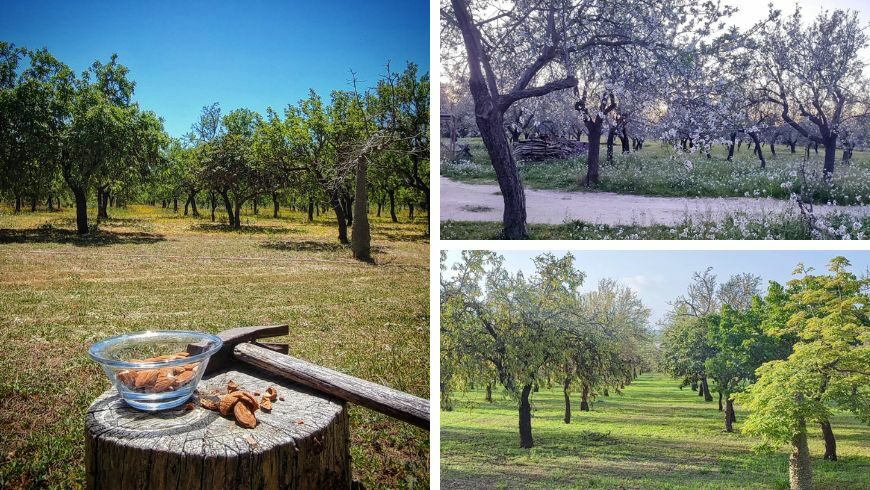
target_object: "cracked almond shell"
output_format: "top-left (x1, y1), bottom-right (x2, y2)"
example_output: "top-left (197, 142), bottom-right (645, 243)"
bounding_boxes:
top-left (233, 400), bottom-right (257, 428)
top-left (219, 391), bottom-right (249, 416)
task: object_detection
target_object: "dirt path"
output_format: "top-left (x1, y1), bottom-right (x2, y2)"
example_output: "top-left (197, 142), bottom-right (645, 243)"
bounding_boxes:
top-left (440, 177), bottom-right (870, 226)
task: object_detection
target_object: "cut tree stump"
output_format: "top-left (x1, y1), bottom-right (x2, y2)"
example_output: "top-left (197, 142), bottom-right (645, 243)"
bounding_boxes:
top-left (85, 366), bottom-right (350, 489)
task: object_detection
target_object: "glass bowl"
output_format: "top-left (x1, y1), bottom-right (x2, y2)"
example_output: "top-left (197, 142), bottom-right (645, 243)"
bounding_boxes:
top-left (89, 330), bottom-right (223, 411)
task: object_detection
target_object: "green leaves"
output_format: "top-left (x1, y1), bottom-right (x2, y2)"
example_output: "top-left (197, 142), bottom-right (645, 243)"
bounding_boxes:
top-left (738, 257), bottom-right (870, 445)
top-left (442, 252), bottom-right (651, 402)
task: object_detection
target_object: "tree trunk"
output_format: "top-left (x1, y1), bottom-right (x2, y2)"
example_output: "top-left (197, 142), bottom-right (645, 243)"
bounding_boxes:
top-left (97, 187), bottom-right (109, 219)
top-left (603, 388), bottom-right (609, 397)
top-left (727, 132), bottom-right (737, 161)
top-left (184, 194), bottom-right (191, 216)
top-left (749, 132), bottom-right (766, 168)
top-left (718, 391), bottom-right (723, 411)
top-left (408, 203), bottom-right (414, 219)
top-left (485, 383), bottom-right (492, 403)
top-left (724, 398), bottom-right (734, 432)
top-left (519, 384), bottom-right (534, 448)
top-left (190, 192), bottom-right (199, 217)
top-left (85, 369), bottom-right (351, 489)
top-left (698, 383), bottom-right (704, 396)
top-left (563, 377), bottom-right (571, 424)
top-left (330, 194), bottom-right (349, 244)
top-left (701, 377), bottom-right (713, 402)
top-left (220, 191), bottom-right (234, 227)
top-left (47, 194), bottom-right (54, 211)
top-left (272, 192), bottom-right (280, 218)
top-left (343, 195), bottom-right (353, 226)
top-left (14, 195), bottom-right (21, 213)
top-left (73, 186), bottom-right (89, 234)
top-left (173, 197), bottom-right (178, 213)
top-left (351, 156), bottom-right (371, 261)
top-left (822, 136), bottom-right (837, 178)
top-left (388, 189), bottom-right (398, 223)
top-left (606, 127), bottom-right (616, 163)
top-left (841, 146), bottom-right (853, 164)
top-left (210, 192), bottom-right (216, 222)
top-left (585, 124), bottom-right (603, 185)
top-left (820, 420), bottom-right (837, 461)
top-left (376, 200), bottom-right (382, 217)
top-left (307, 197), bottom-right (315, 222)
top-left (233, 199), bottom-right (243, 229)
top-left (620, 128), bottom-right (630, 154)
top-left (580, 383), bottom-right (590, 412)
top-left (789, 419), bottom-right (812, 490)
top-left (478, 112), bottom-right (528, 239)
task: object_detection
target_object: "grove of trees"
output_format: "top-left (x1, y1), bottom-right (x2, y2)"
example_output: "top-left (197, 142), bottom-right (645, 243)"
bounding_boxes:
top-left (442, 253), bottom-right (868, 490)
top-left (440, 251), bottom-right (652, 448)
top-left (0, 43), bottom-right (430, 260)
top-left (441, 1), bottom-right (870, 238)
top-left (661, 258), bottom-right (869, 490)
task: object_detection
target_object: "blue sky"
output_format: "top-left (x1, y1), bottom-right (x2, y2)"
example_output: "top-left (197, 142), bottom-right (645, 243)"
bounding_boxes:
top-left (0, 0), bottom-right (429, 137)
top-left (442, 251), bottom-right (870, 328)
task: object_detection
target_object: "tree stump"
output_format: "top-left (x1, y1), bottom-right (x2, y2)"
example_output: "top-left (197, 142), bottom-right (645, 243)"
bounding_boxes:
top-left (85, 366), bottom-right (350, 489)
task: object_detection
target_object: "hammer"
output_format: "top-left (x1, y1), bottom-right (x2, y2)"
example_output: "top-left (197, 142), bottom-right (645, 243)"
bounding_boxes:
top-left (188, 324), bottom-right (429, 430)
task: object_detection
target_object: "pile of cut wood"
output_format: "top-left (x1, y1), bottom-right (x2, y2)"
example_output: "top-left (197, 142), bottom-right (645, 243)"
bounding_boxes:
top-left (513, 139), bottom-right (587, 161)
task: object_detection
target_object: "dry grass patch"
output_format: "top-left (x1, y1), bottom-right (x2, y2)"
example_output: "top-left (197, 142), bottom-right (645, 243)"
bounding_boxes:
top-left (0, 204), bottom-right (429, 489)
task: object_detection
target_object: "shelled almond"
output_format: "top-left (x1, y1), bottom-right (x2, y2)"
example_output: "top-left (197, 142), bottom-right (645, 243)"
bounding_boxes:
top-left (114, 352), bottom-right (199, 393)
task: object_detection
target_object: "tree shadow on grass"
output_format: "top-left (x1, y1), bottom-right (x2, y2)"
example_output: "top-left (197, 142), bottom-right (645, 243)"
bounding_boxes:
top-left (260, 240), bottom-right (385, 254)
top-left (190, 223), bottom-right (304, 235)
top-left (373, 230), bottom-right (430, 243)
top-left (0, 227), bottom-right (166, 247)
top-left (442, 424), bottom-right (870, 489)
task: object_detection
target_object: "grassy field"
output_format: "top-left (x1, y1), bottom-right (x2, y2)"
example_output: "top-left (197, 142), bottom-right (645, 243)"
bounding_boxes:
top-left (441, 137), bottom-right (870, 204)
top-left (0, 204), bottom-right (429, 489)
top-left (441, 373), bottom-right (870, 489)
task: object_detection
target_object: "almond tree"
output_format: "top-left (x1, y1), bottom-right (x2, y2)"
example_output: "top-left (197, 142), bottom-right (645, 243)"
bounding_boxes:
top-left (757, 7), bottom-right (870, 179)
top-left (200, 108), bottom-right (276, 229)
top-left (442, 0), bottom-right (734, 238)
top-left (441, 251), bottom-right (585, 448)
top-left (0, 44), bottom-right (63, 212)
top-left (737, 257), bottom-right (870, 490)
top-left (61, 55), bottom-right (164, 234)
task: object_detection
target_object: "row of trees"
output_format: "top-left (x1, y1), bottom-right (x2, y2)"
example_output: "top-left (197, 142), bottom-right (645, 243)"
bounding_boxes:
top-left (660, 259), bottom-right (869, 490)
top-left (442, 0), bottom-right (870, 238)
top-left (440, 251), bottom-right (653, 448)
top-left (0, 43), bottom-right (430, 258)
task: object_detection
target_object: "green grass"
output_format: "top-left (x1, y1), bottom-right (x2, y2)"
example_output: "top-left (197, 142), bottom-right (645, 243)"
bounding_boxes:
top-left (0, 204), bottom-right (429, 489)
top-left (441, 137), bottom-right (870, 204)
top-left (441, 373), bottom-right (870, 489)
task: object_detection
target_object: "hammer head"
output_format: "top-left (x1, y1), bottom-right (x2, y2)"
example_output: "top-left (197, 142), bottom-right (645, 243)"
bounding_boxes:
top-left (187, 324), bottom-right (289, 374)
